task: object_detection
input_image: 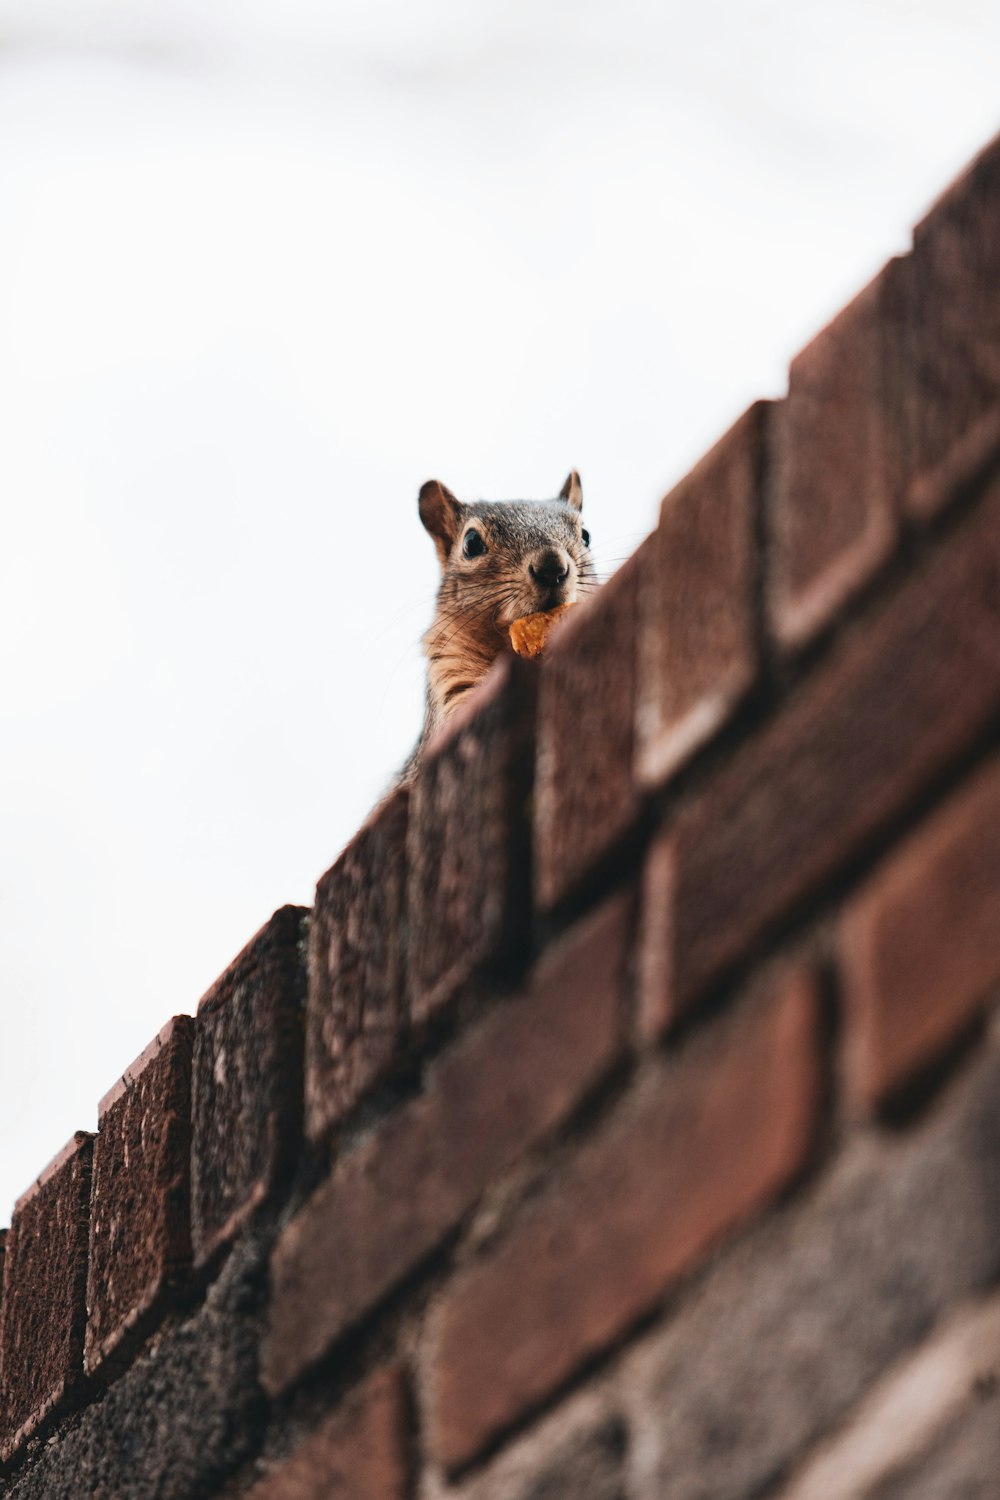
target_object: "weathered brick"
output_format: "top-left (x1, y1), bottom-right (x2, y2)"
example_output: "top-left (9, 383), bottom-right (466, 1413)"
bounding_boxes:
top-left (842, 756), bottom-right (1000, 1110)
top-left (770, 265), bottom-right (901, 646)
top-left (191, 905), bottom-right (308, 1268)
top-left (869, 1392), bottom-right (1000, 1500)
top-left (6, 1237), bottom-right (263, 1500)
top-left (263, 891), bottom-right (632, 1396)
top-left (647, 475), bottom-right (1000, 1020)
top-left (241, 1368), bottom-right (409, 1499)
top-left (903, 132), bottom-right (1000, 516)
top-left (427, 968), bottom-right (820, 1472)
top-left (306, 787), bottom-right (409, 1140)
top-left (85, 1015), bottom-right (194, 1378)
top-left (536, 540), bottom-right (652, 911)
top-left (407, 656), bottom-right (535, 1024)
top-left (458, 1420), bottom-right (627, 1500)
top-left (629, 1036), bottom-right (1000, 1500)
top-left (636, 407), bottom-right (760, 788)
top-left (771, 1292), bottom-right (1000, 1500)
top-left (0, 1132), bottom-right (93, 1462)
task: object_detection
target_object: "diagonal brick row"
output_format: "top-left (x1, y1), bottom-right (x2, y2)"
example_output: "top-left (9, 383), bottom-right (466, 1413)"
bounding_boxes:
top-left (2, 128), bottom-right (1000, 1500)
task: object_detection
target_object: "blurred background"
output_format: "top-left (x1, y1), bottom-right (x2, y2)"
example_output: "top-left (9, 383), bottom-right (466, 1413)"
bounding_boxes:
top-left (1, 0), bottom-right (998, 1217)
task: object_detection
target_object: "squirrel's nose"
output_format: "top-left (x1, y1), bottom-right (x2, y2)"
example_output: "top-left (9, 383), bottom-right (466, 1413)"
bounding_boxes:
top-left (529, 548), bottom-right (571, 587)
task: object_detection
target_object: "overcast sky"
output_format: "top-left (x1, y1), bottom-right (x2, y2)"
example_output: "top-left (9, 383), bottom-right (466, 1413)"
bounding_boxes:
top-left (1, 0), bottom-right (998, 1217)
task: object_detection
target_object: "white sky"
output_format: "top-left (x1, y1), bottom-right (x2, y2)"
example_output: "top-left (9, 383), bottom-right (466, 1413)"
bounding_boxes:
top-left (1, 0), bottom-right (998, 1218)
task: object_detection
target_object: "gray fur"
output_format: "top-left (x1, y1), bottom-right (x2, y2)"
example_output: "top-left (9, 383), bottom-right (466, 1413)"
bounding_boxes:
top-left (400, 476), bottom-right (596, 784)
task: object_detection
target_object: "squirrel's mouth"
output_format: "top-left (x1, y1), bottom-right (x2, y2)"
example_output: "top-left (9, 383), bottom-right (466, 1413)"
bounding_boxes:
top-left (496, 578), bottom-right (577, 629)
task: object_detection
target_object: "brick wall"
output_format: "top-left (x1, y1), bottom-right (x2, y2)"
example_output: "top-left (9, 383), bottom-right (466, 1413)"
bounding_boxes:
top-left (2, 136), bottom-right (999, 1500)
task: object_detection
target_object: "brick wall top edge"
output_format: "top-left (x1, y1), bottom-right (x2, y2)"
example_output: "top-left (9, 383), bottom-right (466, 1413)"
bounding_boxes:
top-left (420, 652), bottom-right (524, 766)
top-left (785, 260), bottom-right (899, 380)
top-left (98, 1013), bottom-right (194, 1119)
top-left (317, 782), bottom-right (410, 890)
top-left (660, 399), bottom-right (773, 507)
top-left (196, 902), bottom-right (309, 1016)
top-left (912, 127), bottom-right (1000, 241)
top-left (14, 1129), bottom-right (94, 1214)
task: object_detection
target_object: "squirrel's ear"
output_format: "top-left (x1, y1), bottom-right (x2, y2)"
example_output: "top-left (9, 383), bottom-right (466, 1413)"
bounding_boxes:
top-left (419, 479), bottom-right (463, 566)
top-left (560, 470), bottom-right (583, 512)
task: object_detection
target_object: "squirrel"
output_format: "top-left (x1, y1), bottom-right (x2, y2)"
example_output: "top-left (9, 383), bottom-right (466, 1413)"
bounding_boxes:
top-left (400, 471), bottom-right (596, 784)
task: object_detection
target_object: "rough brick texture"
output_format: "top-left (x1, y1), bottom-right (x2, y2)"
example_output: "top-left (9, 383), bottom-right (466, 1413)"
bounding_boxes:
top-left (191, 905), bottom-right (307, 1267)
top-left (5, 1240), bottom-right (263, 1500)
top-left (771, 1292), bottom-right (1000, 1500)
top-left (903, 133), bottom-right (1000, 515)
top-left (771, 265), bottom-right (900, 645)
top-left (5, 137), bottom-right (1000, 1500)
top-left (407, 656), bottom-right (535, 1023)
top-left (636, 406), bottom-right (761, 787)
top-left (867, 1394), bottom-right (1000, 1500)
top-left (652, 474), bottom-right (1000, 1019)
top-left (842, 754), bottom-right (1000, 1109)
top-left (535, 540), bottom-right (650, 910)
top-left (630, 1038), bottom-right (1000, 1500)
top-left (263, 891), bottom-right (632, 1396)
top-left (461, 1420), bottom-right (627, 1500)
top-left (85, 1015), bottom-right (194, 1377)
top-left (241, 1368), bottom-right (409, 1499)
top-left (428, 969), bottom-right (820, 1471)
top-left (306, 787), bottom-right (409, 1139)
top-left (0, 1133), bottom-right (93, 1462)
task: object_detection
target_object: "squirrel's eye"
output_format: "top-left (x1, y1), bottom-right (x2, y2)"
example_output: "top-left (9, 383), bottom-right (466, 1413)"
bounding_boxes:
top-left (462, 529), bottom-right (487, 559)
top-left (581, 528), bottom-right (591, 548)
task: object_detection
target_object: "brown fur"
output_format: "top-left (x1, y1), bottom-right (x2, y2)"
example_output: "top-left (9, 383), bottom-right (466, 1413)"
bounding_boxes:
top-left (400, 473), bottom-right (595, 782)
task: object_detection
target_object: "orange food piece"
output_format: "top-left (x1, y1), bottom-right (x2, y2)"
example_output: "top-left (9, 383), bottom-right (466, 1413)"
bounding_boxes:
top-left (509, 604), bottom-right (574, 659)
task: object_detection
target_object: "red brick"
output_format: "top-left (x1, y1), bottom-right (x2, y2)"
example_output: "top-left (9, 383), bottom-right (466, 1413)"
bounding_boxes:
top-left (0, 1132), bottom-right (93, 1460)
top-left (636, 407), bottom-right (761, 788)
top-left (242, 1367), bottom-right (409, 1500)
top-left (903, 133), bottom-right (1000, 516)
top-left (85, 1015), bottom-right (194, 1378)
top-left (191, 906), bottom-right (308, 1268)
top-left (647, 475), bottom-right (1000, 1021)
top-left (306, 787), bottom-right (409, 1140)
top-left (536, 540), bottom-right (652, 911)
top-left (407, 656), bottom-right (535, 1025)
top-left (263, 891), bottom-right (632, 1396)
top-left (427, 968), bottom-right (820, 1472)
top-left (770, 265), bottom-right (901, 646)
top-left (842, 756), bottom-right (1000, 1110)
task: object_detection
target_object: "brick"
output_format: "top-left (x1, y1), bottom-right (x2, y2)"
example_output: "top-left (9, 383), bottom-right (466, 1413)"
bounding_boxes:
top-left (636, 407), bottom-right (760, 788)
top-left (241, 1368), bottom-right (409, 1499)
top-left (648, 476), bottom-right (1000, 1020)
top-left (459, 1420), bottom-right (627, 1500)
top-left (407, 656), bottom-right (535, 1024)
top-left (0, 1132), bottom-right (93, 1462)
top-left (85, 1015), bottom-right (194, 1378)
top-left (770, 265), bottom-right (901, 646)
top-left (6, 1237), bottom-right (263, 1500)
top-left (629, 1035), bottom-right (1000, 1500)
top-left (191, 905), bottom-right (308, 1268)
top-left (842, 756), bottom-right (1000, 1110)
top-left (903, 132), bottom-right (1000, 516)
top-left (263, 891), bottom-right (632, 1396)
top-left (306, 787), bottom-right (409, 1140)
top-left (772, 1292), bottom-right (1000, 1500)
top-left (427, 969), bottom-right (820, 1472)
top-left (868, 1391), bottom-right (1000, 1500)
top-left (536, 539), bottom-right (652, 911)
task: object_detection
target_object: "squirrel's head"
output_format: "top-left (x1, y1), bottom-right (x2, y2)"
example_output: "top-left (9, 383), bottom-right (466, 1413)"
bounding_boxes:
top-left (419, 471), bottom-right (593, 624)
top-left (417, 472), bottom-right (596, 723)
